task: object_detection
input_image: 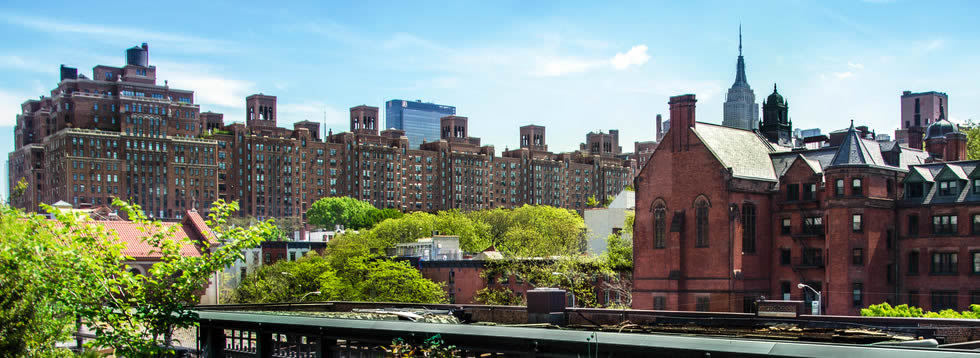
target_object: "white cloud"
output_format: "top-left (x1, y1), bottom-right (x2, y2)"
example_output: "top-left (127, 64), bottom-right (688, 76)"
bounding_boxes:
top-left (923, 38), bottom-right (946, 52)
top-left (610, 45), bottom-right (650, 70)
top-left (0, 55), bottom-right (55, 74)
top-left (834, 71), bottom-right (855, 79)
top-left (847, 61), bottom-right (864, 69)
top-left (0, 89), bottom-right (30, 126)
top-left (0, 13), bottom-right (237, 54)
top-left (153, 61), bottom-right (255, 112)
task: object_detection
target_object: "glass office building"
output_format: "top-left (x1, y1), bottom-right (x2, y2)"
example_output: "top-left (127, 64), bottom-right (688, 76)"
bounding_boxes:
top-left (385, 100), bottom-right (456, 149)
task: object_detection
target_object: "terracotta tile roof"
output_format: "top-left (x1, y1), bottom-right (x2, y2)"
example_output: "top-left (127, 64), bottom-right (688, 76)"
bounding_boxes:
top-left (94, 220), bottom-right (204, 259)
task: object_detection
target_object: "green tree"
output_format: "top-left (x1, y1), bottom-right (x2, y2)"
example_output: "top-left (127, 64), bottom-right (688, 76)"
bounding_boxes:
top-left (474, 287), bottom-right (524, 306)
top-left (306, 196), bottom-right (378, 230)
top-left (364, 211), bottom-right (491, 252)
top-left (0, 199), bottom-right (271, 355)
top-left (861, 302), bottom-right (980, 319)
top-left (585, 195), bottom-right (600, 208)
top-left (367, 208), bottom-right (404, 227)
top-left (962, 119), bottom-right (980, 160)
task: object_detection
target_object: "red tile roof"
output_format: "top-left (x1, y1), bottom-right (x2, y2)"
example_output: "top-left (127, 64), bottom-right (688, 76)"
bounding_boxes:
top-left (95, 220), bottom-right (204, 259)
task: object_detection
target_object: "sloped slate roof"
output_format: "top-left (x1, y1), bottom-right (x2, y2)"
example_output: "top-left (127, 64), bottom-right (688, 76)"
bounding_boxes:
top-left (692, 123), bottom-right (779, 181)
top-left (829, 125), bottom-right (886, 167)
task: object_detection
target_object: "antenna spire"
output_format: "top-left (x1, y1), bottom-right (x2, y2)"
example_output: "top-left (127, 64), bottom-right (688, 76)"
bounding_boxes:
top-left (738, 24), bottom-right (742, 56)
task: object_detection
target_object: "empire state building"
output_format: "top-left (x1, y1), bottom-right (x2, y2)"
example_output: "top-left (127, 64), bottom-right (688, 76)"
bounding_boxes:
top-left (722, 27), bottom-right (759, 130)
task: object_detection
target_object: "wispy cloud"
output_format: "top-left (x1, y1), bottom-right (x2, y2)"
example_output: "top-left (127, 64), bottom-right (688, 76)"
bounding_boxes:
top-left (0, 55), bottom-right (56, 74)
top-left (847, 61), bottom-right (865, 69)
top-left (0, 13), bottom-right (237, 54)
top-left (0, 89), bottom-right (29, 126)
top-left (534, 44), bottom-right (651, 77)
top-left (154, 61), bottom-right (254, 111)
top-left (923, 38), bottom-right (946, 52)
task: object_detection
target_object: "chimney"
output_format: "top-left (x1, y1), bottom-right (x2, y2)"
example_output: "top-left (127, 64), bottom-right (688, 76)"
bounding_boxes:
top-left (908, 127), bottom-right (924, 150)
top-left (656, 114), bottom-right (663, 140)
top-left (945, 131), bottom-right (967, 161)
top-left (669, 94), bottom-right (697, 152)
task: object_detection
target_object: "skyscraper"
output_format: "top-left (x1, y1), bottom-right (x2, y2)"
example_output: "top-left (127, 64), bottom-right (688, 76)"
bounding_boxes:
top-left (722, 26), bottom-right (759, 130)
top-left (385, 100), bottom-right (456, 149)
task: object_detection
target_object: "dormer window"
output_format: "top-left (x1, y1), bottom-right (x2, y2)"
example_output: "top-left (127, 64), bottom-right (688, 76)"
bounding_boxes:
top-left (973, 179), bottom-right (980, 194)
top-left (939, 181), bottom-right (958, 196)
top-left (906, 183), bottom-right (924, 198)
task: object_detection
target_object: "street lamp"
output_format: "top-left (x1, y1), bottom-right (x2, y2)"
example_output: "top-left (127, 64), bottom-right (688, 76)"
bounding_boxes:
top-left (797, 283), bottom-right (821, 315)
top-left (299, 291), bottom-right (321, 302)
top-left (552, 272), bottom-right (576, 308)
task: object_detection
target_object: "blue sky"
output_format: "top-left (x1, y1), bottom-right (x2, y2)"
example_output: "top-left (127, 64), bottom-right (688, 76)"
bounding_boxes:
top-left (2, 0), bottom-right (979, 193)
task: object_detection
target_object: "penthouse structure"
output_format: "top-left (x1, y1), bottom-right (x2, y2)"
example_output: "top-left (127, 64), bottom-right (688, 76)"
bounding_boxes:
top-left (9, 44), bottom-right (634, 220)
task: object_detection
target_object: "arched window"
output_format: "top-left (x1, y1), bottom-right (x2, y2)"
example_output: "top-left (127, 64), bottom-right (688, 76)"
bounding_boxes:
top-left (742, 203), bottom-right (756, 253)
top-left (653, 199), bottom-right (667, 249)
top-left (694, 195), bottom-right (711, 247)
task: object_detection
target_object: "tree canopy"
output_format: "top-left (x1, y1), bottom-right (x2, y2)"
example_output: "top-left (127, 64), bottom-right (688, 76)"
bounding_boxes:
top-left (0, 199), bottom-right (271, 355)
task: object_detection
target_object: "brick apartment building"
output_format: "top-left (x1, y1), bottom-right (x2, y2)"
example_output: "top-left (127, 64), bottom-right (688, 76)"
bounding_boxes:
top-left (9, 43), bottom-right (634, 220)
top-left (633, 88), bottom-right (980, 316)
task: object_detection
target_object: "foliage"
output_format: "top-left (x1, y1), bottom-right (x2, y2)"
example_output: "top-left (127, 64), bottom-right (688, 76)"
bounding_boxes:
top-left (861, 302), bottom-right (980, 319)
top-left (306, 196), bottom-right (378, 230)
top-left (232, 252), bottom-right (446, 304)
top-left (602, 233), bottom-right (633, 271)
top-left (0, 205), bottom-right (79, 357)
top-left (385, 335), bottom-right (459, 357)
top-left (10, 177), bottom-right (28, 202)
top-left (366, 211), bottom-right (492, 253)
top-left (0, 198), bottom-right (271, 355)
top-left (479, 256), bottom-right (614, 308)
top-left (368, 208), bottom-right (404, 226)
top-left (474, 287), bottom-right (524, 306)
top-left (623, 184), bottom-right (635, 192)
top-left (467, 205), bottom-right (586, 257)
top-left (963, 119), bottom-right (980, 160)
top-left (585, 195), bottom-right (600, 208)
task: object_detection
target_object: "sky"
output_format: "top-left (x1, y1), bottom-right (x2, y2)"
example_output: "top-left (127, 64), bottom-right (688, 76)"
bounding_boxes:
top-left (1, 0), bottom-right (979, 194)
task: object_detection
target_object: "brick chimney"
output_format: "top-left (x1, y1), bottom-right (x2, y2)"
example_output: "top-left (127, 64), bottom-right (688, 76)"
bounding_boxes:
top-left (908, 127), bottom-right (924, 150)
top-left (669, 94), bottom-right (697, 152)
top-left (656, 114), bottom-right (663, 141)
top-left (945, 131), bottom-right (967, 161)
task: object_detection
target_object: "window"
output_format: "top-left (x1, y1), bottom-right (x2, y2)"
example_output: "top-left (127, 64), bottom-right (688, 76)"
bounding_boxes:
top-left (932, 215), bottom-right (957, 235)
top-left (741, 203), bottom-right (756, 253)
top-left (909, 290), bottom-right (920, 308)
top-left (780, 249), bottom-right (791, 266)
top-left (802, 216), bottom-right (823, 235)
top-left (931, 291), bottom-right (958, 311)
top-left (908, 251), bottom-right (920, 275)
top-left (908, 215), bottom-right (919, 236)
top-left (696, 296), bottom-right (710, 312)
top-left (653, 296), bottom-right (666, 310)
top-left (780, 281), bottom-right (792, 300)
top-left (835, 179), bottom-right (845, 197)
top-left (852, 248), bottom-right (864, 266)
top-left (802, 248), bottom-right (823, 267)
top-left (939, 181), bottom-right (958, 196)
top-left (853, 283), bottom-right (863, 307)
top-left (974, 180), bottom-right (980, 194)
top-left (906, 183), bottom-right (924, 198)
top-left (654, 204), bottom-right (666, 249)
top-left (695, 198), bottom-right (709, 247)
top-left (973, 215), bottom-right (980, 234)
top-left (803, 183), bottom-right (816, 200)
top-left (781, 218), bottom-right (791, 235)
top-left (852, 178), bottom-right (863, 196)
top-left (786, 184), bottom-right (800, 201)
top-left (852, 214), bottom-right (863, 232)
top-left (264, 253), bottom-right (271, 264)
top-left (449, 271), bottom-right (455, 284)
top-left (972, 251), bottom-right (980, 274)
top-left (931, 252), bottom-right (958, 274)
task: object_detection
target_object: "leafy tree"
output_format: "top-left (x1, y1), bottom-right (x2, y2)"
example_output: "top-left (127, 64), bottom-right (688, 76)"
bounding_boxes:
top-left (306, 196), bottom-right (378, 230)
top-left (585, 195), bottom-right (600, 208)
top-left (963, 119), bottom-right (980, 160)
top-left (474, 287), bottom-right (524, 306)
top-left (342, 256), bottom-right (446, 303)
top-left (363, 211), bottom-right (491, 252)
top-left (9, 177), bottom-right (28, 203)
top-left (861, 302), bottom-right (980, 319)
top-left (603, 233), bottom-right (633, 272)
top-left (232, 254), bottom-right (342, 303)
top-left (0, 199), bottom-right (271, 355)
top-left (368, 208), bottom-right (404, 226)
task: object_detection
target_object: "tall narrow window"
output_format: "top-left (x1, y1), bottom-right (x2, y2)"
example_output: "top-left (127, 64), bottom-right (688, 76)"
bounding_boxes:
top-left (908, 214), bottom-right (919, 236)
top-left (695, 198), bottom-right (710, 247)
top-left (781, 218), bottom-right (792, 235)
top-left (786, 184), bottom-right (800, 201)
top-left (852, 214), bottom-right (863, 232)
top-left (835, 179), bottom-right (845, 197)
top-left (742, 203), bottom-right (756, 253)
top-left (654, 203), bottom-right (666, 249)
top-left (852, 178), bottom-right (863, 196)
top-left (853, 283), bottom-right (864, 307)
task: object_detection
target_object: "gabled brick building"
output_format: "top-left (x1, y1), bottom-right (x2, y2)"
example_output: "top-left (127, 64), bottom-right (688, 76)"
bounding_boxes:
top-left (633, 91), bottom-right (978, 316)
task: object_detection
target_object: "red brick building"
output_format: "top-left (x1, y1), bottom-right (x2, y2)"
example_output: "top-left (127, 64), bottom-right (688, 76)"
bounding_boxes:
top-left (633, 91), bottom-right (979, 316)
